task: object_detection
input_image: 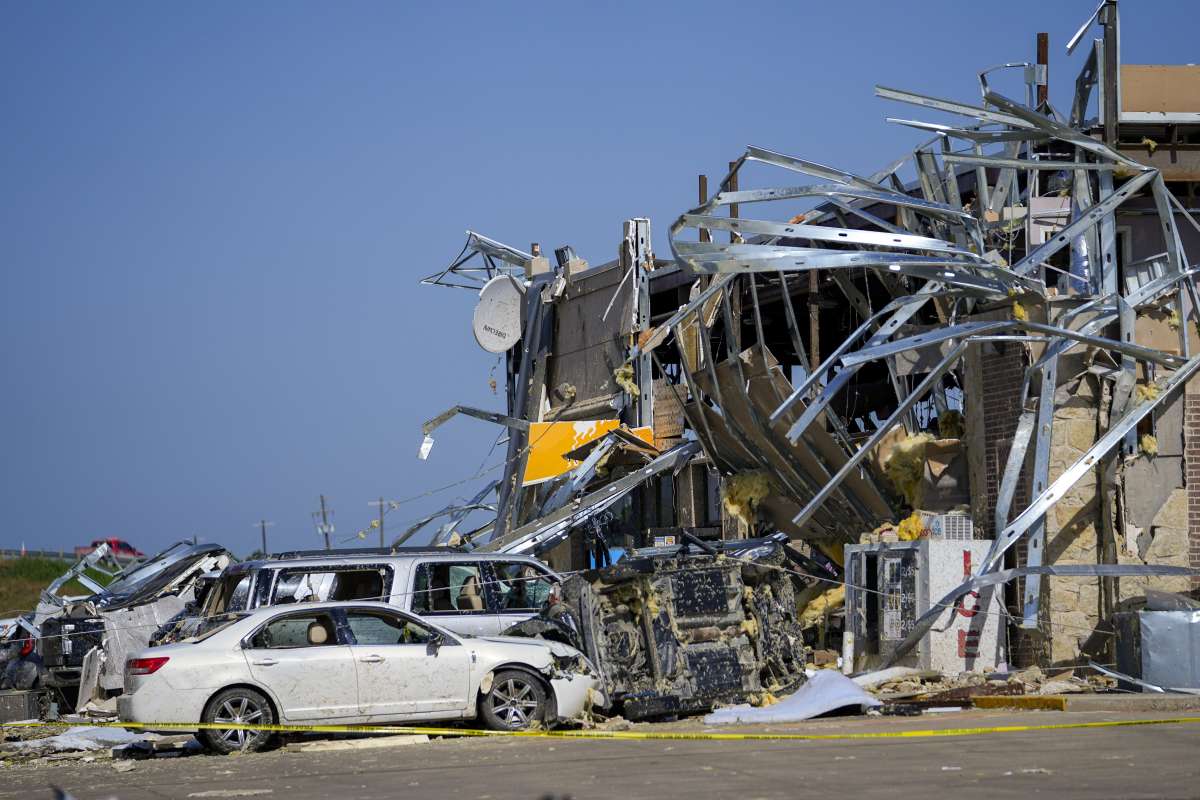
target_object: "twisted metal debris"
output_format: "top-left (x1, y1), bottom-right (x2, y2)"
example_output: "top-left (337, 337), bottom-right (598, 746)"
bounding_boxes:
top-left (632, 38), bottom-right (1200, 657)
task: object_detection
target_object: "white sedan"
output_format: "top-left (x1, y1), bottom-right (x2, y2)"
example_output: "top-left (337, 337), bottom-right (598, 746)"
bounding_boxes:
top-left (117, 601), bottom-right (602, 753)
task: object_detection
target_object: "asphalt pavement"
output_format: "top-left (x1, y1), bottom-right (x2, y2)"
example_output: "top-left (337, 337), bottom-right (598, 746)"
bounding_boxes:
top-left (4, 709), bottom-right (1199, 800)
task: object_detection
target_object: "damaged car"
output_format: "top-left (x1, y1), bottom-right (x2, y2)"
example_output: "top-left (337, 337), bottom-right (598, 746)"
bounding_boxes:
top-left (154, 548), bottom-right (561, 644)
top-left (2, 541), bottom-right (232, 710)
top-left (507, 533), bottom-right (816, 720)
top-left (119, 600), bottom-right (602, 752)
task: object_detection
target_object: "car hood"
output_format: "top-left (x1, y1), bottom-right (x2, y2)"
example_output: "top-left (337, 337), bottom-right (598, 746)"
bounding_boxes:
top-left (469, 635), bottom-right (582, 660)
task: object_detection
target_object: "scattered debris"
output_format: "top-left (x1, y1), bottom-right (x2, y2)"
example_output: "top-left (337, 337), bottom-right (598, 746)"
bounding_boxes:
top-left (703, 670), bottom-right (881, 725)
top-left (283, 735), bottom-right (429, 753)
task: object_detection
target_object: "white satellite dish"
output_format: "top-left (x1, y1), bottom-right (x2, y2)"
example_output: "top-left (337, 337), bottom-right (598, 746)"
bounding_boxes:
top-left (472, 275), bottom-right (523, 353)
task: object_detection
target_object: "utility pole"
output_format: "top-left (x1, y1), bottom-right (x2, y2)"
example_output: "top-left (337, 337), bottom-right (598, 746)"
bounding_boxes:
top-left (312, 495), bottom-right (333, 550)
top-left (1035, 32), bottom-right (1049, 109)
top-left (254, 520), bottom-right (274, 556)
top-left (368, 497), bottom-right (387, 548)
top-left (726, 161), bottom-right (741, 244)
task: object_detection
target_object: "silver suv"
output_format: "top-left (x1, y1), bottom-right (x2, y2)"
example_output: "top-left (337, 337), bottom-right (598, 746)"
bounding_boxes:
top-left (188, 548), bottom-right (561, 639)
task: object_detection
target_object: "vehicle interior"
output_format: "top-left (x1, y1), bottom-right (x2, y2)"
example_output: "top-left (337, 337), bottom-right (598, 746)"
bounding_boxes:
top-left (269, 568), bottom-right (389, 605)
top-left (249, 612), bottom-right (337, 649)
top-left (412, 563), bottom-right (485, 613)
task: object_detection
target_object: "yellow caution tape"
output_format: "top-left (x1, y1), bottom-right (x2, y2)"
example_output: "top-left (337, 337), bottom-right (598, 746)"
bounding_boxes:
top-left (4, 716), bottom-right (1200, 742)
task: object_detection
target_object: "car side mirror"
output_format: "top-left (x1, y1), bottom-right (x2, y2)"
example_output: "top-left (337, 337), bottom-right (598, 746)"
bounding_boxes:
top-left (426, 633), bottom-right (443, 657)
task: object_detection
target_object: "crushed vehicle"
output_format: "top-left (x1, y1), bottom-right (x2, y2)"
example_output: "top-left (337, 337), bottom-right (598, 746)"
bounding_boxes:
top-left (507, 534), bottom-right (828, 720)
top-left (120, 600), bottom-right (602, 752)
top-left (153, 547), bottom-right (561, 644)
top-left (0, 541), bottom-right (232, 710)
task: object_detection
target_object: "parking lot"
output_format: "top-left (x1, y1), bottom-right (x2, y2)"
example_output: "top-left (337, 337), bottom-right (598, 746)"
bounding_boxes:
top-left (4, 710), bottom-right (1199, 800)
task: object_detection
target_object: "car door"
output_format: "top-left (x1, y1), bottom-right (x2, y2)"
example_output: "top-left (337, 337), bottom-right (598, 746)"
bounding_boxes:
top-left (242, 609), bottom-right (359, 721)
top-left (341, 608), bottom-right (471, 719)
top-left (407, 560), bottom-right (497, 636)
top-left (486, 560), bottom-right (560, 632)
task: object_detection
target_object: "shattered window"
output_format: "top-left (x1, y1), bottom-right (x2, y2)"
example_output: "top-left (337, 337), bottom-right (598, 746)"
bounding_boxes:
top-left (492, 562), bottom-right (555, 612)
top-left (249, 612), bottom-right (337, 649)
top-left (344, 610), bottom-right (434, 645)
top-left (411, 562), bottom-right (486, 614)
top-left (227, 576), bottom-right (251, 612)
top-left (189, 613), bottom-right (248, 643)
top-left (270, 569), bottom-right (388, 605)
top-left (203, 573), bottom-right (252, 615)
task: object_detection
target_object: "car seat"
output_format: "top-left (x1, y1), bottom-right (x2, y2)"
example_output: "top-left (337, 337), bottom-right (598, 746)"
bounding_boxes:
top-left (307, 620), bottom-right (331, 645)
top-left (457, 575), bottom-right (484, 611)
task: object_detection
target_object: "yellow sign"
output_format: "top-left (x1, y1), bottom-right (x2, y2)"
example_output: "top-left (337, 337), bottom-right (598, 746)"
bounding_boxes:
top-left (522, 420), bottom-right (653, 485)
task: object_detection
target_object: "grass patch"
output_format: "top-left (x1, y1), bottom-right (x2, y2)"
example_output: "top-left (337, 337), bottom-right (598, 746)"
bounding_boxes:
top-left (0, 558), bottom-right (117, 617)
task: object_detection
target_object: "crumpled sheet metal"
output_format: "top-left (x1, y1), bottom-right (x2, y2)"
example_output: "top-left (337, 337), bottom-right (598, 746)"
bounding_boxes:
top-left (1089, 661), bottom-right (1200, 696)
top-left (421, 230), bottom-right (533, 291)
top-left (479, 441), bottom-right (700, 555)
top-left (704, 669), bottom-right (880, 725)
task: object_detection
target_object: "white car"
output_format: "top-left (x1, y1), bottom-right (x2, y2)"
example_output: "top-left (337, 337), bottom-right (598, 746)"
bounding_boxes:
top-left (118, 601), bottom-right (601, 753)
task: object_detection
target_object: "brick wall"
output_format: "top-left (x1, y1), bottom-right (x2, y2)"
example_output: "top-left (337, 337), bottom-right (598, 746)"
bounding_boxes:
top-left (980, 343), bottom-right (1030, 537)
top-left (1187, 383), bottom-right (1200, 589)
top-left (977, 341), bottom-right (1036, 665)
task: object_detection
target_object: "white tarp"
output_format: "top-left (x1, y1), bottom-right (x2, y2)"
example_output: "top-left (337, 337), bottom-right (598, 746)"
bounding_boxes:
top-left (704, 669), bottom-right (882, 725)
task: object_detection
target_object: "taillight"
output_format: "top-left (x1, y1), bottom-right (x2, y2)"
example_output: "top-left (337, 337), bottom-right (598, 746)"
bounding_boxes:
top-left (19, 638), bottom-right (34, 658)
top-left (127, 657), bottom-right (169, 675)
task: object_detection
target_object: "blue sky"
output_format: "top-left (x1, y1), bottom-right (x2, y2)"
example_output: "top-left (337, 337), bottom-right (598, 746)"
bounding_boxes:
top-left (1, 0), bottom-right (1193, 557)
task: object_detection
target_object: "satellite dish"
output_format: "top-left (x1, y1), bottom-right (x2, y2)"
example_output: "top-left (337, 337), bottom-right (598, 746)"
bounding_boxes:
top-left (472, 275), bottom-right (523, 353)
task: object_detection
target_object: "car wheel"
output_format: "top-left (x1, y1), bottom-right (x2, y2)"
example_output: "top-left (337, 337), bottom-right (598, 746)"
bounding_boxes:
top-left (200, 687), bottom-right (276, 754)
top-left (480, 670), bottom-right (547, 731)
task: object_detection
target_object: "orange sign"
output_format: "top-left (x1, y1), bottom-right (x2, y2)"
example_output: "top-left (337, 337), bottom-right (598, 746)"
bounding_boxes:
top-left (521, 421), bottom-right (653, 485)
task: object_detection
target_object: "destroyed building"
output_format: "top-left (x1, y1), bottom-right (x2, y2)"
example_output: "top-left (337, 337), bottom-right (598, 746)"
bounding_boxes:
top-left (417, 0), bottom-right (1200, 675)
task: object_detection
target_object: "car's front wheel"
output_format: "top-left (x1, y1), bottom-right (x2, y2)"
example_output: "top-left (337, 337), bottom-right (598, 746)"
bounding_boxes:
top-left (200, 687), bottom-right (276, 754)
top-left (480, 670), bottom-right (547, 730)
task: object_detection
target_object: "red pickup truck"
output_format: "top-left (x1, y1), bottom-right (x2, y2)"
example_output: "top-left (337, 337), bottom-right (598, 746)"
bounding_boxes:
top-left (74, 538), bottom-right (145, 560)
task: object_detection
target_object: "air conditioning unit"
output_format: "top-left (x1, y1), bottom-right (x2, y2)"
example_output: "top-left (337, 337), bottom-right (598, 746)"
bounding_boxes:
top-left (920, 511), bottom-right (973, 541)
top-left (844, 539), bottom-right (1005, 674)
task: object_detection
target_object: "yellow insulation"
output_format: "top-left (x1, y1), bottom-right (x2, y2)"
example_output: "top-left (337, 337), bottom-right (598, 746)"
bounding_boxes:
top-left (1135, 383), bottom-right (1161, 403)
top-left (1141, 434), bottom-right (1158, 457)
top-left (722, 471), bottom-right (772, 527)
top-left (613, 364), bottom-right (639, 396)
top-left (884, 433), bottom-right (933, 507)
top-left (897, 511), bottom-right (926, 541)
top-left (1012, 301), bottom-right (1028, 321)
top-left (799, 585), bottom-right (845, 630)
